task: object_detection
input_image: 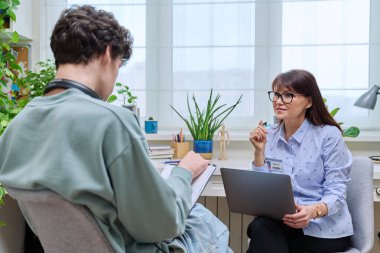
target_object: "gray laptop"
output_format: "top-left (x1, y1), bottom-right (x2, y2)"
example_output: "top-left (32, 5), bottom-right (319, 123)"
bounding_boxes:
top-left (221, 167), bottom-right (296, 220)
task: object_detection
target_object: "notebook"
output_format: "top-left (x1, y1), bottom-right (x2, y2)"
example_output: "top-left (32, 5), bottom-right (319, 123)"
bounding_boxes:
top-left (161, 164), bottom-right (216, 206)
top-left (221, 167), bottom-right (296, 220)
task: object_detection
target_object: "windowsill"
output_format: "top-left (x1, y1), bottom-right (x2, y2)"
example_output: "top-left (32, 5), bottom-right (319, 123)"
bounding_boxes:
top-left (144, 130), bottom-right (380, 142)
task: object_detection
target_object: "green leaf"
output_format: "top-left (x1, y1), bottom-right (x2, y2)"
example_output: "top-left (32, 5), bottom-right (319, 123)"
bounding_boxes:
top-left (0, 184), bottom-right (5, 212)
top-left (329, 107), bottom-right (340, 117)
top-left (8, 10), bottom-right (16, 21)
top-left (0, 221), bottom-right (6, 227)
top-left (111, 82), bottom-right (137, 106)
top-left (9, 107), bottom-right (22, 115)
top-left (343, 126), bottom-right (360, 138)
top-left (16, 98), bottom-right (29, 108)
top-left (4, 68), bottom-right (14, 78)
top-left (0, 185), bottom-right (5, 198)
top-left (10, 61), bottom-right (22, 72)
top-left (127, 96), bottom-right (137, 104)
top-left (3, 43), bottom-right (10, 50)
top-left (11, 31), bottom-right (19, 43)
top-left (107, 95), bottom-right (117, 103)
top-left (0, 2), bottom-right (9, 9)
top-left (1, 119), bottom-right (9, 127)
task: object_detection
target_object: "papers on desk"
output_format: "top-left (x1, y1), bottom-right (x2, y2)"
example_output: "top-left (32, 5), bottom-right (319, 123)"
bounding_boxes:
top-left (161, 164), bottom-right (217, 206)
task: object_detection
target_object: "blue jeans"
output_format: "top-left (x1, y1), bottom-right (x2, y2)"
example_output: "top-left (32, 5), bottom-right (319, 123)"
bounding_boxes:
top-left (168, 204), bottom-right (233, 253)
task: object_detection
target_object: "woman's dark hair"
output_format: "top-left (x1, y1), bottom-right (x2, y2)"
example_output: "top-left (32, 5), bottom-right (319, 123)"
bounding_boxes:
top-left (50, 5), bottom-right (133, 68)
top-left (272, 69), bottom-right (342, 133)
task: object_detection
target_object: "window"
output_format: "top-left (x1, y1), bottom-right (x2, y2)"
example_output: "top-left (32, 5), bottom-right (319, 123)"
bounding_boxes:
top-left (281, 0), bottom-right (374, 129)
top-left (42, 0), bottom-right (380, 131)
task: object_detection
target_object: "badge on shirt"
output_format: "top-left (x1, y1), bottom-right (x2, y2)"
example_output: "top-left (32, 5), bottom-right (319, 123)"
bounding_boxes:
top-left (265, 158), bottom-right (283, 172)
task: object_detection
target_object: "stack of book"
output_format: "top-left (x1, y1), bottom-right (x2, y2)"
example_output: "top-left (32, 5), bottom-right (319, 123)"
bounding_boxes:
top-left (149, 145), bottom-right (174, 159)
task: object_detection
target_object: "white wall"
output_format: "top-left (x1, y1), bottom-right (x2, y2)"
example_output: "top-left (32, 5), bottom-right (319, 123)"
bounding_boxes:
top-left (13, 0), bottom-right (42, 70)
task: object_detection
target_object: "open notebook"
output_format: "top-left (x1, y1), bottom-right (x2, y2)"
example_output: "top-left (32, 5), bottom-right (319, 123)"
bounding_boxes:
top-left (161, 164), bottom-right (216, 206)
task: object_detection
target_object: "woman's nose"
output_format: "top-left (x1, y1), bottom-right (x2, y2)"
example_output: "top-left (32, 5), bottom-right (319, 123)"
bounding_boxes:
top-left (276, 97), bottom-right (284, 105)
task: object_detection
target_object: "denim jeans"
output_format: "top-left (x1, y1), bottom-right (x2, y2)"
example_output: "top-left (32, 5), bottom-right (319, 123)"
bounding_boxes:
top-left (168, 204), bottom-right (233, 253)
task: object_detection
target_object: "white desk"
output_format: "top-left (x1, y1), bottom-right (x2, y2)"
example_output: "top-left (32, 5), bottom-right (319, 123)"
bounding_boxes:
top-left (203, 160), bottom-right (380, 202)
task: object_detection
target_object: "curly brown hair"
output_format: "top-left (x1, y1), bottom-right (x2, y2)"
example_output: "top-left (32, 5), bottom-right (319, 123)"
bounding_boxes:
top-left (50, 5), bottom-right (133, 68)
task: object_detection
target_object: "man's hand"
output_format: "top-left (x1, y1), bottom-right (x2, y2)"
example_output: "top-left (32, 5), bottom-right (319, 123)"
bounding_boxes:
top-left (178, 151), bottom-right (209, 179)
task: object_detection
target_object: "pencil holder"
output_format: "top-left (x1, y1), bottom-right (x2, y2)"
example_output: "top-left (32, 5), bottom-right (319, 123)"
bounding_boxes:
top-left (171, 141), bottom-right (190, 159)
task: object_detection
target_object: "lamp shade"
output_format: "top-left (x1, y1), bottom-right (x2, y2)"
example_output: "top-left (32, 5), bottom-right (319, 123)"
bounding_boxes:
top-left (354, 85), bottom-right (380, 110)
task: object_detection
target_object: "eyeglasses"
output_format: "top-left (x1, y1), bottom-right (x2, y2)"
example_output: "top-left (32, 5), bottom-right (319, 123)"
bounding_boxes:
top-left (267, 91), bottom-right (299, 104)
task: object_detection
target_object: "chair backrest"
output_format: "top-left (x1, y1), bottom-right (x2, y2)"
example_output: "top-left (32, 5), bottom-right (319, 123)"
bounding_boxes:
top-left (5, 187), bottom-right (116, 253)
top-left (343, 156), bottom-right (374, 253)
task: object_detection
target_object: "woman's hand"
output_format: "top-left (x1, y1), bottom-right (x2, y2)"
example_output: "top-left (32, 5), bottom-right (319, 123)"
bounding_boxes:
top-left (249, 120), bottom-right (268, 152)
top-left (282, 203), bottom-right (316, 229)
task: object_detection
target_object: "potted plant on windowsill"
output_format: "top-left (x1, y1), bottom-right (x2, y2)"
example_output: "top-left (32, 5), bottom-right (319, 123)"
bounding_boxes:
top-left (107, 82), bottom-right (138, 113)
top-left (170, 89), bottom-right (242, 159)
top-left (145, 116), bottom-right (158, 134)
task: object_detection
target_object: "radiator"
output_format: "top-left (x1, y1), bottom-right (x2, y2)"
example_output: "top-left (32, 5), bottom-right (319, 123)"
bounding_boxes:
top-left (198, 196), bottom-right (253, 253)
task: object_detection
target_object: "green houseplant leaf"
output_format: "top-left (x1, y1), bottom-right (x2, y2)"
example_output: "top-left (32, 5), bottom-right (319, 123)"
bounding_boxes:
top-left (107, 94), bottom-right (118, 103)
top-left (329, 107), bottom-right (340, 118)
top-left (0, 0), bottom-right (23, 226)
top-left (324, 98), bottom-right (360, 138)
top-left (170, 89), bottom-right (242, 140)
top-left (0, 2), bottom-right (8, 10)
top-left (17, 60), bottom-right (56, 100)
top-left (343, 126), bottom-right (360, 138)
top-left (0, 185), bottom-right (5, 206)
top-left (0, 182), bottom-right (5, 226)
top-left (107, 82), bottom-right (137, 106)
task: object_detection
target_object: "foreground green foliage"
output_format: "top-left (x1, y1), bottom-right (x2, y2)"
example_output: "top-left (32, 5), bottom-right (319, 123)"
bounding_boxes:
top-left (1, 1), bottom-right (21, 224)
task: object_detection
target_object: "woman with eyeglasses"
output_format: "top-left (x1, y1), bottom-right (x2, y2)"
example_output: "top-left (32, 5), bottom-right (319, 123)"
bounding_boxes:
top-left (247, 69), bottom-right (353, 253)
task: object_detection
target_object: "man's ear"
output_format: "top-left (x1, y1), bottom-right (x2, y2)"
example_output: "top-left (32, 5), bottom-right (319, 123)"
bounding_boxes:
top-left (100, 45), bottom-right (112, 64)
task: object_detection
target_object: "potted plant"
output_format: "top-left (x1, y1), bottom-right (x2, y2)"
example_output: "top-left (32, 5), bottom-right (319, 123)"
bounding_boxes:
top-left (324, 98), bottom-right (360, 138)
top-left (16, 59), bottom-right (56, 106)
top-left (170, 89), bottom-right (242, 159)
top-left (0, 59), bottom-right (55, 253)
top-left (0, 1), bottom-right (28, 252)
top-left (145, 116), bottom-right (158, 134)
top-left (107, 82), bottom-right (138, 113)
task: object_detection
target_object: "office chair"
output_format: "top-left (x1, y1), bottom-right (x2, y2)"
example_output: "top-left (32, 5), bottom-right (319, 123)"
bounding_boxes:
top-left (5, 187), bottom-right (116, 253)
top-left (337, 156), bottom-right (374, 253)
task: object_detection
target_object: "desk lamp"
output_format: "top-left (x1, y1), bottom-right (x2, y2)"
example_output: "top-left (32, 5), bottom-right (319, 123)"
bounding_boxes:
top-left (354, 85), bottom-right (380, 109)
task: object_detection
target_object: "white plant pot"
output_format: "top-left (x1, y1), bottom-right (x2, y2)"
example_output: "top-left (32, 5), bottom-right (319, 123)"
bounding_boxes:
top-left (0, 194), bottom-right (25, 253)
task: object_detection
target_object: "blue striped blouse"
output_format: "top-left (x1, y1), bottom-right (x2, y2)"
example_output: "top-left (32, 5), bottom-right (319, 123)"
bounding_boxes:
top-left (253, 119), bottom-right (353, 238)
